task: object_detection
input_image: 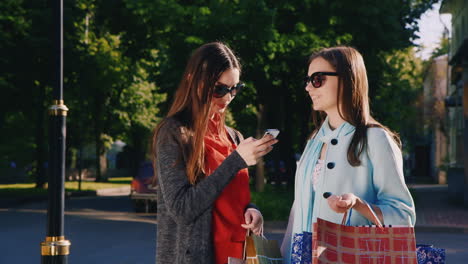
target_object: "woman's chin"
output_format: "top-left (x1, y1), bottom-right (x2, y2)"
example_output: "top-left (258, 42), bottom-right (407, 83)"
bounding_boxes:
top-left (312, 105), bottom-right (322, 111)
top-left (216, 107), bottom-right (226, 114)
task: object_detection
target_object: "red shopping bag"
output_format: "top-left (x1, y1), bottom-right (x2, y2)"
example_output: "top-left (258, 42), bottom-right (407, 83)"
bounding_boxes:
top-left (312, 205), bottom-right (417, 264)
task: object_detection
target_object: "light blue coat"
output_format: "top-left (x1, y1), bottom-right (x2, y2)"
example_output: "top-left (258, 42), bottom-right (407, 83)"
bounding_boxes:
top-left (281, 119), bottom-right (416, 259)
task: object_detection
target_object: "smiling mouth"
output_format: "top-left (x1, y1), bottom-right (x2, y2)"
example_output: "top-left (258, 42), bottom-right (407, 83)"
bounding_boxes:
top-left (311, 95), bottom-right (319, 101)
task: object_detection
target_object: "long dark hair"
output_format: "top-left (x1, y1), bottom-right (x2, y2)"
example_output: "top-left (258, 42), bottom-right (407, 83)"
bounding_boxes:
top-left (152, 42), bottom-right (241, 184)
top-left (309, 46), bottom-right (401, 166)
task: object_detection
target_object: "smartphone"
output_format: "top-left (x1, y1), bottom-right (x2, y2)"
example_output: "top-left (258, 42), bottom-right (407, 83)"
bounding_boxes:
top-left (263, 129), bottom-right (280, 138)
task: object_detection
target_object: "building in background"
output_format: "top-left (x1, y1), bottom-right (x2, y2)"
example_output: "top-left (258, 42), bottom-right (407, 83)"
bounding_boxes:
top-left (440, 0), bottom-right (468, 206)
top-left (423, 55), bottom-right (449, 184)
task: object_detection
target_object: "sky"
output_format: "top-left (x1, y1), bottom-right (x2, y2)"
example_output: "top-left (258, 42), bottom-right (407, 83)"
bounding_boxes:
top-left (414, 2), bottom-right (452, 60)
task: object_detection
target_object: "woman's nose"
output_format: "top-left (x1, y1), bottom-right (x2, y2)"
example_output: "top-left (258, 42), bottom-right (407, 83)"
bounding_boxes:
top-left (223, 92), bottom-right (233, 101)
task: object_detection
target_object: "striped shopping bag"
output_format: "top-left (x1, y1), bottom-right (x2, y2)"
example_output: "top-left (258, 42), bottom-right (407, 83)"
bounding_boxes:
top-left (229, 233), bottom-right (283, 264)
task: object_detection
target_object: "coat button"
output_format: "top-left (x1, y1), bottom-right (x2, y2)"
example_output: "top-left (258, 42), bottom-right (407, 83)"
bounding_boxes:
top-left (331, 139), bottom-right (338, 145)
top-left (327, 162), bottom-right (335, 169)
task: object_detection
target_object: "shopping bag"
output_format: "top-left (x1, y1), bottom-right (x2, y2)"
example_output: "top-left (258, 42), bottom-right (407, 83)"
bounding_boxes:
top-left (291, 231), bottom-right (313, 263)
top-left (416, 244), bottom-right (445, 264)
top-left (312, 205), bottom-right (417, 264)
top-left (228, 233), bottom-right (283, 264)
top-left (228, 257), bottom-right (247, 264)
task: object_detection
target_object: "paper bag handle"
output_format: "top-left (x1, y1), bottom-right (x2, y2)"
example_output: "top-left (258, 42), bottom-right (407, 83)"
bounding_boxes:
top-left (242, 230), bottom-right (250, 260)
top-left (341, 201), bottom-right (383, 227)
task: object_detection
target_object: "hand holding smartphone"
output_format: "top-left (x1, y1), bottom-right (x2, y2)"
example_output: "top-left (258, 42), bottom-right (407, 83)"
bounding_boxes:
top-left (263, 129), bottom-right (280, 139)
top-left (237, 129), bottom-right (279, 166)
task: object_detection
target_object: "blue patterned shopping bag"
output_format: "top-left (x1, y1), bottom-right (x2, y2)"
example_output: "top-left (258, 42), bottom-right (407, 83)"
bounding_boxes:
top-left (291, 232), bottom-right (312, 264)
top-left (416, 244), bottom-right (445, 264)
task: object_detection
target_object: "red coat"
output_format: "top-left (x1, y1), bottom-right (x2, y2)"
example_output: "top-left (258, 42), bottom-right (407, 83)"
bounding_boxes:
top-left (204, 116), bottom-right (250, 263)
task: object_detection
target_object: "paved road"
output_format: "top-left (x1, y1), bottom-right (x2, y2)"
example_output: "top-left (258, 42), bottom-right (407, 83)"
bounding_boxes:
top-left (1, 195), bottom-right (467, 263)
top-left (1, 196), bottom-right (157, 264)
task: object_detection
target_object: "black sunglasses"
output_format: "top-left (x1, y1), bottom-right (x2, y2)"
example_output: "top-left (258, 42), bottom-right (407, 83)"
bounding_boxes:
top-left (213, 82), bottom-right (244, 98)
top-left (304, 72), bottom-right (338, 88)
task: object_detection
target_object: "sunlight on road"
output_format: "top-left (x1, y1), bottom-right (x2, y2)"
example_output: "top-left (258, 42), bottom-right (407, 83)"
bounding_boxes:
top-left (3, 208), bottom-right (157, 225)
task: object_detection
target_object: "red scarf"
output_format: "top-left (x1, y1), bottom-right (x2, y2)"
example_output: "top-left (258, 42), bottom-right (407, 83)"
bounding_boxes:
top-left (204, 115), bottom-right (250, 242)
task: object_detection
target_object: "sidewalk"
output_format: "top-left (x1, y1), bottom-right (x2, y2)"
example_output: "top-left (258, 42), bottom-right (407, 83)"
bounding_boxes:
top-left (0, 186), bottom-right (131, 208)
top-left (409, 184), bottom-right (468, 233)
top-left (265, 184), bottom-right (468, 235)
top-left (3, 183), bottom-right (467, 233)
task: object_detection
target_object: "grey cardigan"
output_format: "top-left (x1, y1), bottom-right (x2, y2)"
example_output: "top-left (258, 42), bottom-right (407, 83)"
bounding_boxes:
top-left (155, 117), bottom-right (250, 264)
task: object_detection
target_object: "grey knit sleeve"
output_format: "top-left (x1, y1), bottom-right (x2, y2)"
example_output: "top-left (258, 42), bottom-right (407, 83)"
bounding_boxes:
top-left (156, 119), bottom-right (248, 224)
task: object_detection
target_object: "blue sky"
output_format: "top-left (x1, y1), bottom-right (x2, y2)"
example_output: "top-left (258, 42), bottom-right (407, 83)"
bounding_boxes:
top-left (414, 2), bottom-right (452, 60)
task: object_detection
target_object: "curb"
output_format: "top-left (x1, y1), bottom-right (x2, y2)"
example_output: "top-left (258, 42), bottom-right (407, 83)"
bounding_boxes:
top-left (96, 186), bottom-right (131, 196)
top-left (263, 221), bottom-right (468, 234)
top-left (408, 184), bottom-right (448, 193)
top-left (0, 191), bottom-right (95, 208)
top-left (0, 195), bottom-right (47, 209)
top-left (0, 187), bottom-right (131, 208)
top-left (415, 225), bottom-right (468, 234)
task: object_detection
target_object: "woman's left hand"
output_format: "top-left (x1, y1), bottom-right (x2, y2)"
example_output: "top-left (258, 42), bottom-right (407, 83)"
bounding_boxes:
top-left (327, 193), bottom-right (358, 213)
top-left (326, 193), bottom-right (385, 225)
top-left (241, 208), bottom-right (263, 236)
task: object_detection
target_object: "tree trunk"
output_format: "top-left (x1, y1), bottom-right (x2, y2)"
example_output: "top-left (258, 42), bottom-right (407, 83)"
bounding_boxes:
top-left (99, 150), bottom-right (107, 181)
top-left (35, 85), bottom-right (46, 189)
top-left (255, 104), bottom-right (266, 192)
top-left (93, 95), bottom-right (107, 182)
top-left (94, 136), bottom-right (108, 182)
top-left (94, 132), bottom-right (105, 182)
top-left (281, 81), bottom-right (299, 185)
top-left (130, 127), bottom-right (145, 178)
top-left (78, 144), bottom-right (83, 191)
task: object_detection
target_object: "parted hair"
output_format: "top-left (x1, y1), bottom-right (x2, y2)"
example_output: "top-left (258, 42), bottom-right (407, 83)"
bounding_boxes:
top-left (152, 42), bottom-right (241, 184)
top-left (309, 46), bottom-right (401, 166)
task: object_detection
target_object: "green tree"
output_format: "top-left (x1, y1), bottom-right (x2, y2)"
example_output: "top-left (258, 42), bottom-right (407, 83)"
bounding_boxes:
top-left (430, 36), bottom-right (449, 59)
top-left (65, 0), bottom-right (166, 181)
top-left (0, 0), bottom-right (53, 188)
top-left (0, 0), bottom-right (167, 185)
top-left (377, 47), bottom-right (425, 151)
top-left (0, 0), bottom-right (437, 190)
top-left (114, 62), bottom-right (167, 178)
top-left (93, 0), bottom-right (436, 190)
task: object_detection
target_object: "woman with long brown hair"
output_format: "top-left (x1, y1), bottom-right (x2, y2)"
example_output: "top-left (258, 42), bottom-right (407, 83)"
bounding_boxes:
top-left (153, 42), bottom-right (277, 264)
top-left (281, 46), bottom-right (416, 263)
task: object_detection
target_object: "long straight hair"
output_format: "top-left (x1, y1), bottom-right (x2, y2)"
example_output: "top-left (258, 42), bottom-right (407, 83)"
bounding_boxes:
top-left (309, 46), bottom-right (401, 166)
top-left (152, 42), bottom-right (241, 184)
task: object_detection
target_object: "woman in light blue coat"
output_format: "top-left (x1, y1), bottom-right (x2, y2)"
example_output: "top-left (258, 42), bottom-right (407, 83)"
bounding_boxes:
top-left (281, 46), bottom-right (416, 264)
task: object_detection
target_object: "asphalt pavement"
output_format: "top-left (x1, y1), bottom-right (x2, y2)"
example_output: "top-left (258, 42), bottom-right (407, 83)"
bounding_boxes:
top-left (1, 185), bottom-right (468, 263)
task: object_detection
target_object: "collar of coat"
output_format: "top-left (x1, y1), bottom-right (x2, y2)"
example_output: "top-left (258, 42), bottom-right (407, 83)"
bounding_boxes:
top-left (316, 116), bottom-right (356, 144)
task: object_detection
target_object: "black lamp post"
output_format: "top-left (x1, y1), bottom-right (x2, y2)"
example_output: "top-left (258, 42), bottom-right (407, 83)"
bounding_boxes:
top-left (40, 0), bottom-right (71, 263)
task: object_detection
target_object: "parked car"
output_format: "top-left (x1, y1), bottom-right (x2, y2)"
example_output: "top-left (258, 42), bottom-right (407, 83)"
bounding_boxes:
top-left (130, 161), bottom-right (157, 213)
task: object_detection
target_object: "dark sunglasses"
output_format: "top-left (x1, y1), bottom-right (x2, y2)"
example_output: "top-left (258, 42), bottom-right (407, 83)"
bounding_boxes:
top-left (304, 72), bottom-right (338, 88)
top-left (213, 82), bottom-right (244, 98)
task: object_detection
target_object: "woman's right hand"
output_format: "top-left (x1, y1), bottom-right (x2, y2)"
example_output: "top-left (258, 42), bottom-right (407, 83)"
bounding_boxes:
top-left (236, 135), bottom-right (278, 166)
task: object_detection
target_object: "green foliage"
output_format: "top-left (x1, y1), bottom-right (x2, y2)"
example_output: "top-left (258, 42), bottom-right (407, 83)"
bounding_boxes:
top-left (374, 47), bottom-right (425, 151)
top-left (0, 112), bottom-right (36, 168)
top-left (115, 62), bottom-right (166, 133)
top-left (250, 184), bottom-right (294, 221)
top-left (0, 0), bottom-right (435, 186)
top-left (0, 0), bottom-right (54, 187)
top-left (421, 34), bottom-right (450, 74)
top-left (0, 177), bottom-right (132, 198)
top-left (430, 36), bottom-right (449, 59)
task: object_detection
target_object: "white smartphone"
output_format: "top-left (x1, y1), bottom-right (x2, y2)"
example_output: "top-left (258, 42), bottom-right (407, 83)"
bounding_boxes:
top-left (263, 129), bottom-right (280, 138)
